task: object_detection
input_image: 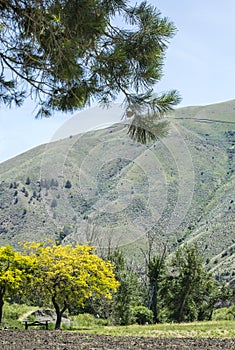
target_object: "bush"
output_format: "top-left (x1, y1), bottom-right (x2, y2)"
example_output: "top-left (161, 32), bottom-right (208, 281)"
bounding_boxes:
top-left (212, 306), bottom-right (235, 321)
top-left (51, 199), bottom-right (58, 208)
top-left (65, 180), bottom-right (72, 189)
top-left (132, 306), bottom-right (153, 325)
top-left (25, 177), bottom-right (30, 185)
top-left (68, 313), bottom-right (109, 329)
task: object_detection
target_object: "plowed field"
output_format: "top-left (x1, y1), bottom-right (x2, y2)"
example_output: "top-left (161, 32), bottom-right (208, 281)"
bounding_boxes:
top-left (1, 330), bottom-right (235, 349)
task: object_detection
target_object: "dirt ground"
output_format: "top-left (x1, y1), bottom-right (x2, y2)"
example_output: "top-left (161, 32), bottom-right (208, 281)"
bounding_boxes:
top-left (0, 330), bottom-right (235, 350)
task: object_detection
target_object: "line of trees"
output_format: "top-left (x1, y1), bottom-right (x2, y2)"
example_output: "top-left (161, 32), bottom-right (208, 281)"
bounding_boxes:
top-left (0, 242), bottom-right (234, 329)
top-left (80, 244), bottom-right (234, 325)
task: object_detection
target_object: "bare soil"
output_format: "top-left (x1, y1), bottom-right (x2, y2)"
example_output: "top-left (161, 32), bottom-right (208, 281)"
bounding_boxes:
top-left (1, 331), bottom-right (235, 350)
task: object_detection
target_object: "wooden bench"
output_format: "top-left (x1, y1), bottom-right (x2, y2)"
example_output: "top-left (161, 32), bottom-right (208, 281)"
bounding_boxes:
top-left (23, 320), bottom-right (49, 330)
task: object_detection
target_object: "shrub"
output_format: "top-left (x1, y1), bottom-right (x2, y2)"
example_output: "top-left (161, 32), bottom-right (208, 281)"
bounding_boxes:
top-left (25, 177), bottom-right (30, 185)
top-left (132, 306), bottom-right (153, 325)
top-left (212, 306), bottom-right (235, 321)
top-left (65, 180), bottom-right (72, 189)
top-left (51, 199), bottom-right (58, 208)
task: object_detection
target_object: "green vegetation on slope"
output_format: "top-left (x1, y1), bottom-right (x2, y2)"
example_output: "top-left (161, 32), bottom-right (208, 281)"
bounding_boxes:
top-left (0, 100), bottom-right (234, 282)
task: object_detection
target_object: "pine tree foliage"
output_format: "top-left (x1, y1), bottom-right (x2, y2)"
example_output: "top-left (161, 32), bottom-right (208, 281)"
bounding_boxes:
top-left (0, 0), bottom-right (181, 142)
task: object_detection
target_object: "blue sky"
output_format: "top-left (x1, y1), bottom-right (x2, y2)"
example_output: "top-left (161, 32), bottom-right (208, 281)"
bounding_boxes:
top-left (0, 0), bottom-right (235, 163)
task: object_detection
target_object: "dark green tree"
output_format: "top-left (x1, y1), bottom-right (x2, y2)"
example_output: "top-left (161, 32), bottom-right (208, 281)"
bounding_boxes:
top-left (25, 177), bottom-right (30, 185)
top-left (64, 180), bottom-right (72, 189)
top-left (0, 0), bottom-right (180, 143)
top-left (196, 282), bottom-right (231, 321)
top-left (109, 250), bottom-right (142, 325)
top-left (165, 244), bottom-right (220, 323)
top-left (148, 247), bottom-right (167, 323)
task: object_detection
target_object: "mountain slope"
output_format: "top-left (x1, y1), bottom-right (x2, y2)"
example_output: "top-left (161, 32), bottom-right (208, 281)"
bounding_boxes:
top-left (0, 100), bottom-right (234, 282)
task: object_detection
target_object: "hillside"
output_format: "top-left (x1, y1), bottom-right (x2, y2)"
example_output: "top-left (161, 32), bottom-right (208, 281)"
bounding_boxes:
top-left (0, 100), bottom-right (234, 283)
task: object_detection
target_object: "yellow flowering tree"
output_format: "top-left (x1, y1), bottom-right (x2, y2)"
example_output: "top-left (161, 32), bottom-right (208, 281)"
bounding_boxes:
top-left (25, 242), bottom-right (119, 329)
top-left (0, 245), bottom-right (33, 323)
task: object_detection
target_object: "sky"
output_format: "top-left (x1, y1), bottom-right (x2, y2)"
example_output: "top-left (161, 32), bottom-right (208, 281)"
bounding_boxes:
top-left (0, 0), bottom-right (235, 163)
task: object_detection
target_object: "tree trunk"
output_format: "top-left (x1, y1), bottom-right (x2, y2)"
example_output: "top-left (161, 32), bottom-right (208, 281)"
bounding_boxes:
top-left (0, 288), bottom-right (5, 324)
top-left (55, 311), bottom-right (62, 330)
top-left (151, 284), bottom-right (158, 323)
top-left (52, 295), bottom-right (67, 330)
top-left (178, 291), bottom-right (188, 323)
top-left (0, 296), bottom-right (4, 324)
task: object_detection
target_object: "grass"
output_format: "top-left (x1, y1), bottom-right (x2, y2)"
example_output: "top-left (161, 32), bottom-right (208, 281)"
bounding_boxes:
top-left (67, 313), bottom-right (109, 329)
top-left (1, 302), bottom-right (38, 329)
top-left (70, 320), bottom-right (235, 338)
top-left (1, 303), bottom-right (235, 337)
top-left (173, 99), bottom-right (235, 122)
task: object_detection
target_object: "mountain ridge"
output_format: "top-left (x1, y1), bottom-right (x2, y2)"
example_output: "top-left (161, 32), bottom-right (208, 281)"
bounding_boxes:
top-left (0, 100), bottom-right (234, 283)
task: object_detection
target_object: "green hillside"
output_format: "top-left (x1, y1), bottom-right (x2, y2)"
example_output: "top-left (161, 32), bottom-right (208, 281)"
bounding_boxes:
top-left (0, 100), bottom-right (234, 283)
